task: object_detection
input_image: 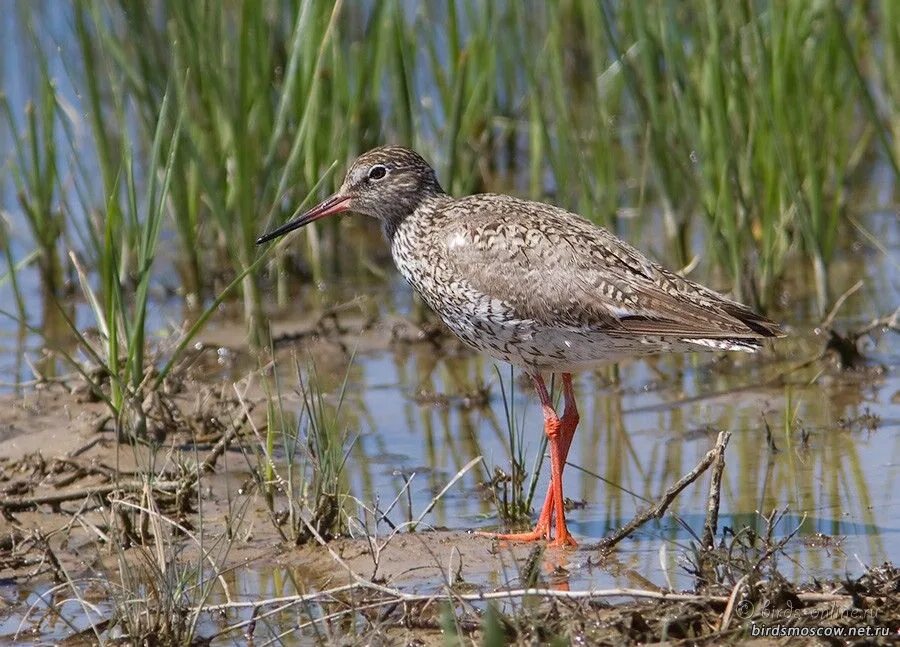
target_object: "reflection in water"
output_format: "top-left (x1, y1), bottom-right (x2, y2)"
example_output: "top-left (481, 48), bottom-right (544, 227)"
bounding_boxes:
top-left (33, 289), bottom-right (75, 380)
top-left (171, 323), bottom-right (896, 643)
top-left (254, 309), bottom-right (898, 594)
top-left (0, 264), bottom-right (896, 645)
top-left (1, 283), bottom-right (896, 645)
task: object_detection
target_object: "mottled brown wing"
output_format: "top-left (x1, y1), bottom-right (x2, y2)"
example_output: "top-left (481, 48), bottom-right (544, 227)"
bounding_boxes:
top-left (438, 194), bottom-right (782, 340)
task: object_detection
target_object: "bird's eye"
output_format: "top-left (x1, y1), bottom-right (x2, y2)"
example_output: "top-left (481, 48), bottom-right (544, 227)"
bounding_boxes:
top-left (368, 165), bottom-right (387, 181)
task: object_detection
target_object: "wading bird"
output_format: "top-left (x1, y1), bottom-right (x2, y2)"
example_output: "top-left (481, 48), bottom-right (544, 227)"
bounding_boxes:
top-left (258, 146), bottom-right (782, 547)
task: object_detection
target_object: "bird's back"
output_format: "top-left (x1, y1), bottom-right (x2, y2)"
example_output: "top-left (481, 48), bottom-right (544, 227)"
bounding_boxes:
top-left (392, 192), bottom-right (781, 371)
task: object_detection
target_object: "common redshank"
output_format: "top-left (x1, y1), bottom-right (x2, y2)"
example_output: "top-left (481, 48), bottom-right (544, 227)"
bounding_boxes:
top-left (258, 146), bottom-right (783, 547)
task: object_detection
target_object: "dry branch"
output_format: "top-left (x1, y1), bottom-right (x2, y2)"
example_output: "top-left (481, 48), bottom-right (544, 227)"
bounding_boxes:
top-left (702, 432), bottom-right (728, 549)
top-left (0, 481), bottom-right (183, 512)
top-left (599, 430), bottom-right (731, 551)
top-left (204, 579), bottom-right (853, 641)
top-left (1, 403), bottom-right (248, 513)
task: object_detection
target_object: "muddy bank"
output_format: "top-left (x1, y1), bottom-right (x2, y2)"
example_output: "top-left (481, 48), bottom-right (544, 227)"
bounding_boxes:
top-left (0, 299), bottom-right (898, 644)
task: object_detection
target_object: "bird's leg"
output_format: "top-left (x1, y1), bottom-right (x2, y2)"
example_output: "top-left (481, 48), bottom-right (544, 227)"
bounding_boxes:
top-left (475, 374), bottom-right (578, 546)
top-left (559, 373), bottom-right (580, 466)
top-left (474, 374), bottom-right (554, 542)
top-left (543, 373), bottom-right (578, 547)
top-left (528, 373), bottom-right (579, 541)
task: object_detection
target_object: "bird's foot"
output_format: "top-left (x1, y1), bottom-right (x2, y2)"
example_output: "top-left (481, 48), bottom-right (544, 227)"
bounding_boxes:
top-left (475, 524), bottom-right (550, 543)
top-left (547, 528), bottom-right (578, 548)
top-left (475, 524), bottom-right (578, 547)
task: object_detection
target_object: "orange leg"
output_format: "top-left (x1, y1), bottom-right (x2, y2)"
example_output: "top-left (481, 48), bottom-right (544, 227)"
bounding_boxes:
top-left (534, 374), bottom-right (579, 543)
top-left (478, 373), bottom-right (579, 547)
top-left (544, 373), bottom-right (577, 547)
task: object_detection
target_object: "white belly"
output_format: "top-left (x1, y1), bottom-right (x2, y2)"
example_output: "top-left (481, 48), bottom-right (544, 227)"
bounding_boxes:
top-left (439, 313), bottom-right (683, 372)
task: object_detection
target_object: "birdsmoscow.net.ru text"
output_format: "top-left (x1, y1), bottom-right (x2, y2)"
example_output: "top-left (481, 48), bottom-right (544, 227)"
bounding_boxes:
top-left (734, 600), bottom-right (897, 638)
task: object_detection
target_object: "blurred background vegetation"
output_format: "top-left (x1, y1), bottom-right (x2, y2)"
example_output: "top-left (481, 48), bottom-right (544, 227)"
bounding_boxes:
top-left (1, 0), bottom-right (897, 359)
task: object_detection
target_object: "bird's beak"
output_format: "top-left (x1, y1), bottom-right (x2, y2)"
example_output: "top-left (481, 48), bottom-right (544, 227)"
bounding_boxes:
top-left (256, 193), bottom-right (352, 245)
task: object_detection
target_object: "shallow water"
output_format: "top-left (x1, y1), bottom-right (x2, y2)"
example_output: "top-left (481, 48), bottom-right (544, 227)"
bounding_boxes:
top-left (191, 295), bottom-right (900, 643)
top-left (290, 299), bottom-right (899, 587)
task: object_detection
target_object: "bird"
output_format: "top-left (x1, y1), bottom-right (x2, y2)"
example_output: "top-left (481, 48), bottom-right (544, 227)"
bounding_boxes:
top-left (257, 146), bottom-right (783, 547)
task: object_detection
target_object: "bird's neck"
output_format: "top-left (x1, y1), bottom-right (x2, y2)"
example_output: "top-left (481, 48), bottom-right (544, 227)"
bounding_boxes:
top-left (381, 190), bottom-right (451, 242)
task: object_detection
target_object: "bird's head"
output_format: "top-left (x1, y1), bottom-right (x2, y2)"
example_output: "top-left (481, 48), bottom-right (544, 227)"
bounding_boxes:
top-left (256, 146), bottom-right (444, 245)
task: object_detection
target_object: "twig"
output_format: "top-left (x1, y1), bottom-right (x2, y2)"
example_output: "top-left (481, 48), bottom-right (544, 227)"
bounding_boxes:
top-left (855, 306), bottom-right (900, 337)
top-left (205, 583), bottom-right (363, 639)
top-left (204, 580), bottom-right (854, 630)
top-left (68, 429), bottom-right (109, 457)
top-left (204, 583), bottom-right (362, 612)
top-left (701, 432), bottom-right (729, 549)
top-left (258, 598), bottom-right (399, 647)
top-left (380, 471), bottom-right (416, 526)
top-left (599, 431), bottom-right (731, 551)
top-left (192, 408), bottom-right (248, 477)
top-left (820, 280), bottom-right (863, 329)
top-left (0, 481), bottom-right (184, 512)
top-left (411, 456), bottom-right (482, 531)
top-left (718, 574), bottom-right (749, 632)
top-left (753, 510), bottom-right (806, 571)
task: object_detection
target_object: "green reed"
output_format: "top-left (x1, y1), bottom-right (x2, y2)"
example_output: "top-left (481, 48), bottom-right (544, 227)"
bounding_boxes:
top-left (68, 87), bottom-right (182, 431)
top-left (487, 365), bottom-right (546, 525)
top-left (0, 17), bottom-right (66, 318)
top-left (4, 0), bottom-right (898, 363)
top-left (599, 1), bottom-right (881, 310)
top-left (1, 9), bottom-right (183, 425)
top-left (83, 1), bottom-right (341, 345)
top-left (1, 19), bottom-right (249, 432)
top-left (258, 355), bottom-right (354, 545)
top-left (879, 0), bottom-right (900, 166)
top-left (295, 358), bottom-right (354, 542)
